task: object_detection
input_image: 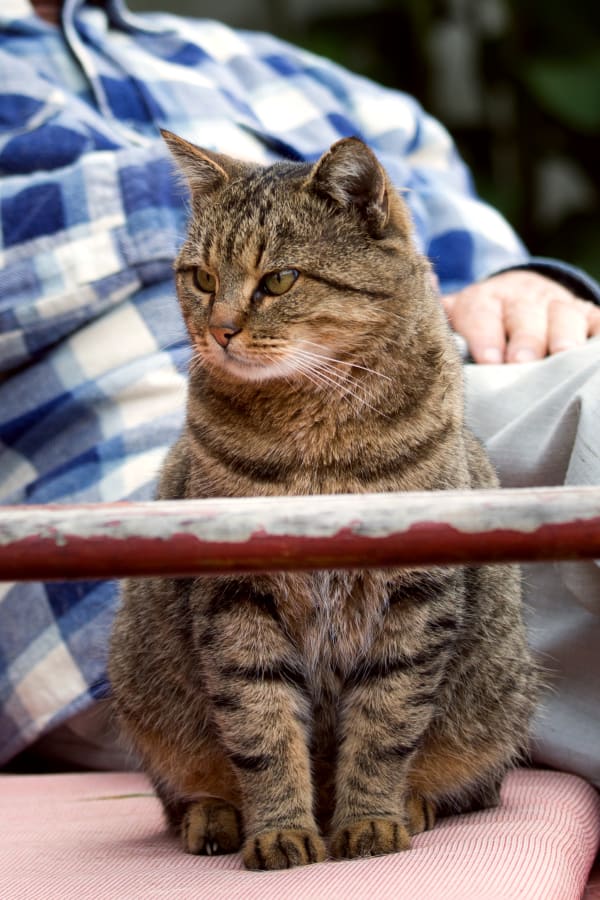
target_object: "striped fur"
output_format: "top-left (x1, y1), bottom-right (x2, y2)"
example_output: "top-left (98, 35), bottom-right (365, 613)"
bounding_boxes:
top-left (109, 136), bottom-right (538, 870)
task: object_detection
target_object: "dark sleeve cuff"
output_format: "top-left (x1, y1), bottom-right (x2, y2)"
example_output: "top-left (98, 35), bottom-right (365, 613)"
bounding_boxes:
top-left (493, 257), bottom-right (600, 306)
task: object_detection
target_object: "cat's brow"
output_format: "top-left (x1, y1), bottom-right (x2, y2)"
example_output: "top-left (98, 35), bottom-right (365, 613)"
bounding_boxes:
top-left (305, 271), bottom-right (395, 300)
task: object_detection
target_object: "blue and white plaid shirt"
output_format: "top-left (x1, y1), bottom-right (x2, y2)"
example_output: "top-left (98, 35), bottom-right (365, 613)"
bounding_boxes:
top-left (0, 0), bottom-right (597, 764)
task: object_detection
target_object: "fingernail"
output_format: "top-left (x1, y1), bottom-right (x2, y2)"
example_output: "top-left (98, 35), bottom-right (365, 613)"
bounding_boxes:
top-left (512, 348), bottom-right (537, 363)
top-left (480, 348), bottom-right (503, 364)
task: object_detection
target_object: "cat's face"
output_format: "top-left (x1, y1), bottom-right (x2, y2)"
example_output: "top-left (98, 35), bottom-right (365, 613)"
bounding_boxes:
top-left (165, 133), bottom-right (419, 385)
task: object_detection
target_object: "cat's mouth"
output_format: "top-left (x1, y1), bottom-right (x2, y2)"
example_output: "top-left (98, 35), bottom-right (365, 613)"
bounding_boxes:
top-left (195, 337), bottom-right (298, 384)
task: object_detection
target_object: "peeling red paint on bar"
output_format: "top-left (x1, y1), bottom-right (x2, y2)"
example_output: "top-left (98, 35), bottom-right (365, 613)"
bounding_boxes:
top-left (0, 486), bottom-right (598, 581)
top-left (0, 520), bottom-right (598, 581)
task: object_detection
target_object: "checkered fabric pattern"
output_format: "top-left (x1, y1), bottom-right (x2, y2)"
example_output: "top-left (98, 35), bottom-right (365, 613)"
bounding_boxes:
top-left (0, 0), bottom-right (597, 764)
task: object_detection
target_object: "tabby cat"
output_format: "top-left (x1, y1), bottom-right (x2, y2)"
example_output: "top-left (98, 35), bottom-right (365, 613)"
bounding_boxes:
top-left (109, 132), bottom-right (537, 870)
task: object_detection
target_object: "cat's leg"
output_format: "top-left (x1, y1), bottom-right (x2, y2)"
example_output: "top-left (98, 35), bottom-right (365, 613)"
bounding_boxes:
top-left (112, 576), bottom-right (246, 858)
top-left (397, 773), bottom-right (497, 835)
top-left (407, 564), bottom-right (535, 822)
top-left (405, 793), bottom-right (436, 835)
top-left (152, 775), bottom-right (189, 832)
top-left (196, 581), bottom-right (326, 870)
top-left (329, 585), bottom-right (455, 859)
top-left (330, 681), bottom-right (433, 858)
top-left (181, 799), bottom-right (243, 855)
top-left (434, 773), bottom-right (502, 818)
top-left (329, 673), bottom-right (429, 858)
top-left (152, 774), bottom-right (242, 855)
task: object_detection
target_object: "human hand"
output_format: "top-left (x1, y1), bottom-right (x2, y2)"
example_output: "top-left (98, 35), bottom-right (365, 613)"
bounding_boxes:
top-left (31, 1), bottom-right (62, 25)
top-left (441, 270), bottom-right (600, 364)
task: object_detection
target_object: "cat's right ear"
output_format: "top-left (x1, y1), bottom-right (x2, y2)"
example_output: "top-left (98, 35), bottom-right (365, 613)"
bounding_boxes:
top-left (161, 130), bottom-right (232, 195)
top-left (304, 137), bottom-right (394, 237)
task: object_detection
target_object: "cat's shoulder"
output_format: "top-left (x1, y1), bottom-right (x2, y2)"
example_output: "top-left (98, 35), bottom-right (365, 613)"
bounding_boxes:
top-left (157, 433), bottom-right (192, 500)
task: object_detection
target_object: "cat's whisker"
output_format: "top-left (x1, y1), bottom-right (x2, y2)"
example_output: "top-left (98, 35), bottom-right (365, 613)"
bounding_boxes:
top-left (306, 352), bottom-right (391, 387)
top-left (293, 350), bottom-right (386, 405)
top-left (293, 350), bottom-right (382, 409)
top-left (294, 358), bottom-right (370, 407)
top-left (292, 348), bottom-right (358, 382)
top-left (156, 336), bottom-right (191, 354)
top-left (308, 361), bottom-right (364, 403)
top-left (292, 352), bottom-right (352, 388)
top-left (293, 355), bottom-right (388, 417)
top-left (291, 357), bottom-right (358, 400)
top-left (261, 352), bottom-right (300, 388)
top-left (188, 347), bottom-right (209, 378)
top-left (295, 341), bottom-right (393, 381)
top-left (291, 358), bottom-right (339, 394)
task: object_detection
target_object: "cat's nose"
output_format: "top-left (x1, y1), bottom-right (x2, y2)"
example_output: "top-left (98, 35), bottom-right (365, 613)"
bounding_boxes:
top-left (209, 323), bottom-right (242, 348)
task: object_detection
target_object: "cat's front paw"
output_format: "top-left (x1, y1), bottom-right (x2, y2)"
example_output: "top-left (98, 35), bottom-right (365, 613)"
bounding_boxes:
top-left (330, 818), bottom-right (411, 859)
top-left (405, 794), bottom-right (436, 835)
top-left (243, 828), bottom-right (327, 870)
top-left (182, 799), bottom-right (242, 855)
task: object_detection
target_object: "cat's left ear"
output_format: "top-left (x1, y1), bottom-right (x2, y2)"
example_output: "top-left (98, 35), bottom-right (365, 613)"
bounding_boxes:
top-left (161, 129), bottom-right (248, 195)
top-left (305, 138), bottom-right (392, 236)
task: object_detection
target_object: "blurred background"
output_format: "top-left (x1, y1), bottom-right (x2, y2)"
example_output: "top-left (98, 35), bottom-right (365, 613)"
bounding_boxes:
top-left (128, 0), bottom-right (600, 279)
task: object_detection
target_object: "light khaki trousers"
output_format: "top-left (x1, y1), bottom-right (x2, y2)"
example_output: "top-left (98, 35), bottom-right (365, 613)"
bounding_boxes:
top-left (466, 337), bottom-right (600, 787)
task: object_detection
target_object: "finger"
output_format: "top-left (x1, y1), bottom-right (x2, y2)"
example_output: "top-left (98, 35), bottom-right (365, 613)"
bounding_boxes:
top-left (547, 300), bottom-right (588, 354)
top-left (440, 293), bottom-right (456, 319)
top-left (587, 305), bottom-right (600, 338)
top-left (453, 298), bottom-right (506, 364)
top-left (504, 301), bottom-right (548, 363)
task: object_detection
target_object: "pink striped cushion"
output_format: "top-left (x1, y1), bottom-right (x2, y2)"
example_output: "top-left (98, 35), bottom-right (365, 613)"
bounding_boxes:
top-left (2, 768), bottom-right (599, 899)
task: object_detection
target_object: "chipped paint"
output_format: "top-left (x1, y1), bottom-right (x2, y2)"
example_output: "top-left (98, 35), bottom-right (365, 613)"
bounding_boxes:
top-left (0, 486), bottom-right (598, 580)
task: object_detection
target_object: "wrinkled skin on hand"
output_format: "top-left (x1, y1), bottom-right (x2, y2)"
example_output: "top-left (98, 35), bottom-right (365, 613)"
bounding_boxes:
top-left (442, 271), bottom-right (600, 364)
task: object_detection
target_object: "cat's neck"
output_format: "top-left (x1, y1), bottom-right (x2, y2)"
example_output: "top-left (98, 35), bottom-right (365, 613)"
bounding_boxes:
top-left (188, 339), bottom-right (408, 430)
top-left (183, 320), bottom-right (464, 498)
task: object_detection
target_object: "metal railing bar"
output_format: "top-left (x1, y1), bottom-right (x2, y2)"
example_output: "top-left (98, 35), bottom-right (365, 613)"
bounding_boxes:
top-left (0, 486), bottom-right (598, 581)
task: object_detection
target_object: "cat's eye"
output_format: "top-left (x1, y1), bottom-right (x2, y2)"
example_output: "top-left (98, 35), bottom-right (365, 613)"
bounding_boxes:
top-left (261, 269), bottom-right (299, 297)
top-left (193, 268), bottom-right (217, 293)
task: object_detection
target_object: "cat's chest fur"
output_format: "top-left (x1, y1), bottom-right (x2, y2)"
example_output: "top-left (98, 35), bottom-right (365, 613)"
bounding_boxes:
top-left (260, 570), bottom-right (396, 681)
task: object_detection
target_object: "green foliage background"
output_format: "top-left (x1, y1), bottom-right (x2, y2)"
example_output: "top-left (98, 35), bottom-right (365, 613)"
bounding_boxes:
top-left (282, 0), bottom-right (600, 279)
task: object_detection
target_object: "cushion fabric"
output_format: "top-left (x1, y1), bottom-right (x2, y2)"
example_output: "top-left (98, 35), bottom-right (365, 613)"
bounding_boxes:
top-left (2, 768), bottom-right (599, 899)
